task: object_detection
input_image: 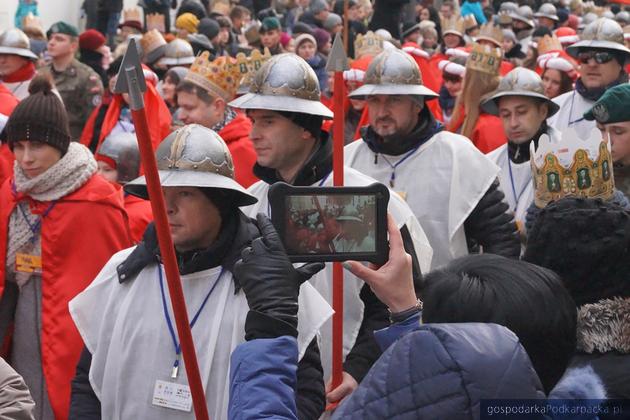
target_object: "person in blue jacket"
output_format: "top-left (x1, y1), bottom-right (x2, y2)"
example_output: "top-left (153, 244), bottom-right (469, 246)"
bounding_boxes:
top-left (460, 0), bottom-right (487, 25)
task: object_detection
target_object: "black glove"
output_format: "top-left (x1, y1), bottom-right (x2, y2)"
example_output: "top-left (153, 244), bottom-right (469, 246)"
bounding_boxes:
top-left (233, 213), bottom-right (324, 338)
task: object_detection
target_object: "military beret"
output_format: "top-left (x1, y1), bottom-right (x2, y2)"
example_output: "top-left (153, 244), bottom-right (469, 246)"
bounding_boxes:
top-left (47, 21), bottom-right (79, 39)
top-left (584, 84), bottom-right (630, 124)
top-left (260, 17), bottom-right (281, 33)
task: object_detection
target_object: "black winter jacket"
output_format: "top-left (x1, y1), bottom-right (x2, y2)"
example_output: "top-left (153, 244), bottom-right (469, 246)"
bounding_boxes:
top-left (69, 211), bottom-right (326, 420)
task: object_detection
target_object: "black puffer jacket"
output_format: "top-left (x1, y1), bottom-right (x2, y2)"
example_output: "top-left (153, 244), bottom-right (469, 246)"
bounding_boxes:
top-left (69, 211), bottom-right (326, 420)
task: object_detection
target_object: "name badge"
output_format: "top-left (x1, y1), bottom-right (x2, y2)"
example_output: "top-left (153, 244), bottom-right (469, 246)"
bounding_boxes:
top-left (152, 380), bottom-right (193, 412)
top-left (15, 253), bottom-right (42, 273)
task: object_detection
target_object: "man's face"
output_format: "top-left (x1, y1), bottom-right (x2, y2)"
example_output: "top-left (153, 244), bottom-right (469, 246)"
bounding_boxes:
top-left (537, 17), bottom-right (555, 29)
top-left (366, 95), bottom-right (422, 137)
top-left (513, 20), bottom-right (530, 31)
top-left (598, 121), bottom-right (630, 165)
top-left (47, 33), bottom-right (76, 59)
top-left (177, 90), bottom-right (224, 128)
top-left (248, 109), bottom-right (312, 177)
top-left (443, 33), bottom-right (461, 49)
top-left (164, 186), bottom-right (222, 252)
top-left (0, 54), bottom-right (29, 77)
top-left (577, 49), bottom-right (622, 89)
top-left (260, 29), bottom-right (281, 49)
top-left (440, 5), bottom-right (453, 18)
top-left (498, 96), bottom-right (548, 144)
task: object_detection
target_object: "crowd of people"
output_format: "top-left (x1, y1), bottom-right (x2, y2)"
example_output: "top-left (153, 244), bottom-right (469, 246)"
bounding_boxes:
top-left (0, 0), bottom-right (629, 418)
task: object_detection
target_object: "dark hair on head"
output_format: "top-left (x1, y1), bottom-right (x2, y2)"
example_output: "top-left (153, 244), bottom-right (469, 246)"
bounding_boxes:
top-left (421, 6), bottom-right (443, 43)
top-left (28, 72), bottom-right (55, 95)
top-left (176, 80), bottom-right (217, 105)
top-left (230, 5), bottom-right (250, 20)
top-left (422, 254), bottom-right (577, 393)
top-left (541, 67), bottom-right (573, 97)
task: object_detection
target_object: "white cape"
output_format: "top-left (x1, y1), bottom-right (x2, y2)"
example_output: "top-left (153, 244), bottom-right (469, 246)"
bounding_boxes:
top-left (69, 247), bottom-right (332, 420)
top-left (244, 167), bottom-right (432, 381)
top-left (547, 89), bottom-right (596, 138)
top-left (345, 131), bottom-right (500, 269)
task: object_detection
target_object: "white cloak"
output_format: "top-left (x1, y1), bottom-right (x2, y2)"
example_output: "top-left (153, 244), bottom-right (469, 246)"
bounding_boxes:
top-left (345, 131), bottom-right (500, 269)
top-left (547, 89), bottom-right (596, 138)
top-left (243, 167), bottom-right (432, 381)
top-left (69, 247), bottom-right (332, 420)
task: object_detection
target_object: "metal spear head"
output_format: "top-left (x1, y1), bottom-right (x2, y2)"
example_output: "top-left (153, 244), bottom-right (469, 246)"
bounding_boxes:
top-left (113, 38), bottom-right (146, 109)
top-left (326, 33), bottom-right (349, 73)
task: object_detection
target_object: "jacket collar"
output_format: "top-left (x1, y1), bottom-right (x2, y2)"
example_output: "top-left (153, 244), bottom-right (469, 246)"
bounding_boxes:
top-left (577, 297), bottom-right (630, 354)
top-left (253, 133), bottom-right (333, 186)
top-left (116, 210), bottom-right (258, 288)
top-left (508, 121), bottom-right (549, 164)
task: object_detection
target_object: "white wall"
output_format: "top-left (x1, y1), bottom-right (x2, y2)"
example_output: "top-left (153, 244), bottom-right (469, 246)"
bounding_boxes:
top-left (0, 0), bottom-right (141, 33)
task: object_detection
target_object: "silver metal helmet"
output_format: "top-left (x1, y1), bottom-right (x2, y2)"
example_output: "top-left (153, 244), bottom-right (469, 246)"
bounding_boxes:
top-left (125, 124), bottom-right (258, 206)
top-left (157, 38), bottom-right (195, 67)
top-left (229, 53), bottom-right (333, 118)
top-left (480, 67), bottom-right (560, 117)
top-left (510, 5), bottom-right (535, 27)
top-left (499, 2), bottom-right (518, 14)
top-left (534, 3), bottom-right (559, 21)
top-left (615, 11), bottom-right (630, 26)
top-left (97, 132), bottom-right (141, 184)
top-left (567, 18), bottom-right (630, 58)
top-left (579, 12), bottom-right (598, 30)
top-left (0, 29), bottom-right (38, 60)
top-left (348, 48), bottom-right (438, 99)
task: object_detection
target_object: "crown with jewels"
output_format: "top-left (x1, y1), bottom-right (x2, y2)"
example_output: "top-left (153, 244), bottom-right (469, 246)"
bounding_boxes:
top-left (537, 34), bottom-right (563, 55)
top-left (466, 43), bottom-right (502, 75)
top-left (531, 127), bottom-right (615, 208)
top-left (123, 8), bottom-right (142, 23)
top-left (441, 16), bottom-right (465, 36)
top-left (354, 31), bottom-right (383, 59)
top-left (476, 22), bottom-right (504, 45)
top-left (235, 48), bottom-right (272, 92)
top-left (463, 14), bottom-right (478, 30)
top-left (185, 52), bottom-right (247, 101)
top-left (146, 13), bottom-right (166, 33)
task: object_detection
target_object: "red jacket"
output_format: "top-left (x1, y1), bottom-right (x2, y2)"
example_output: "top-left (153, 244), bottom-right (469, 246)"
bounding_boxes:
top-left (125, 193), bottom-right (152, 243)
top-left (219, 112), bottom-right (259, 188)
top-left (0, 83), bottom-right (19, 116)
top-left (448, 108), bottom-right (507, 154)
top-left (0, 85), bottom-right (18, 187)
top-left (0, 175), bottom-right (132, 419)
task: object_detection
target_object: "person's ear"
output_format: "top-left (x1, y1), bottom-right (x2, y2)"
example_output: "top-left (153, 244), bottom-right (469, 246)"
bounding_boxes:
top-left (213, 97), bottom-right (227, 117)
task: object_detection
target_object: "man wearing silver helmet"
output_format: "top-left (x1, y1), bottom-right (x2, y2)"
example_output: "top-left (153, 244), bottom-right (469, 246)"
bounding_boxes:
top-left (481, 67), bottom-right (562, 237)
top-left (230, 53), bottom-right (432, 405)
top-left (510, 5), bottom-right (536, 53)
top-left (95, 131), bottom-right (153, 243)
top-left (0, 28), bottom-right (39, 100)
top-left (548, 18), bottom-right (630, 137)
top-left (68, 124), bottom-right (333, 419)
top-left (345, 48), bottom-right (520, 270)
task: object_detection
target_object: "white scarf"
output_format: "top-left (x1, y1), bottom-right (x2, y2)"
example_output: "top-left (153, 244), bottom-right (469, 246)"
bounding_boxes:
top-left (7, 143), bottom-right (97, 287)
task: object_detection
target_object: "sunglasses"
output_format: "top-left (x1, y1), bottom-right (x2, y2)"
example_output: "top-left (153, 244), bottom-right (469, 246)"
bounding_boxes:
top-left (577, 51), bottom-right (616, 65)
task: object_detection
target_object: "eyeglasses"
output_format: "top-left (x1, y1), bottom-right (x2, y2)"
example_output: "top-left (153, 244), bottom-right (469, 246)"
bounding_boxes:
top-left (577, 51), bottom-right (616, 65)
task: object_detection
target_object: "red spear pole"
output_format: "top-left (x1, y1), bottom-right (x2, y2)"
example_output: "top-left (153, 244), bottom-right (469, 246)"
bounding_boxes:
top-left (114, 39), bottom-right (209, 420)
top-left (326, 32), bottom-right (349, 398)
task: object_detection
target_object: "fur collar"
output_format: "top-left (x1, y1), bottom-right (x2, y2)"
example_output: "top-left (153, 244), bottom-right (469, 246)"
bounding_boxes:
top-left (577, 297), bottom-right (630, 354)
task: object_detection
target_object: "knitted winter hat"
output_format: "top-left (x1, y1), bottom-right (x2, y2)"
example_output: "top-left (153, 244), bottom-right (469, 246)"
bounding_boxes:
top-left (524, 197), bottom-right (630, 306)
top-left (175, 12), bottom-right (200, 34)
top-left (5, 74), bottom-right (71, 154)
top-left (198, 18), bottom-right (220, 41)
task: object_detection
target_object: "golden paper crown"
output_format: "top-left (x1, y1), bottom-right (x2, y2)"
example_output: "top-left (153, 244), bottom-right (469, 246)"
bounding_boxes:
top-left (22, 13), bottom-right (43, 31)
top-left (185, 52), bottom-right (244, 101)
top-left (537, 34), bottom-right (563, 55)
top-left (441, 16), bottom-right (465, 36)
top-left (476, 22), bottom-right (503, 46)
top-left (146, 13), bottom-right (166, 33)
top-left (354, 31), bottom-right (383, 59)
top-left (531, 128), bottom-right (614, 208)
top-left (123, 8), bottom-right (142, 23)
top-left (140, 29), bottom-right (166, 54)
top-left (466, 43), bottom-right (502, 75)
top-left (463, 14), bottom-right (478, 30)
top-left (235, 48), bottom-right (272, 91)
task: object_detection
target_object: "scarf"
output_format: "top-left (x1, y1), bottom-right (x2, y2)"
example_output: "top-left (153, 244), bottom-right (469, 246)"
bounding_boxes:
top-left (575, 72), bottom-right (629, 102)
top-left (7, 143), bottom-right (97, 287)
top-left (438, 85), bottom-right (456, 115)
top-left (362, 106), bottom-right (444, 156)
top-left (1, 61), bottom-right (36, 83)
top-left (212, 106), bottom-right (237, 133)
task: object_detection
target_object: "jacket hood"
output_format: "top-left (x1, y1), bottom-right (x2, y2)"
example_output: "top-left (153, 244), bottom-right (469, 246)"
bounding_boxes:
top-left (577, 297), bottom-right (630, 354)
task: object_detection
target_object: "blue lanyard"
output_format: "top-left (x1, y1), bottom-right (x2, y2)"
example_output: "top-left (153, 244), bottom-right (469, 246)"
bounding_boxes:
top-left (379, 145), bottom-right (421, 188)
top-left (567, 90), bottom-right (585, 126)
top-left (17, 201), bottom-right (57, 244)
top-left (506, 150), bottom-right (530, 212)
top-left (158, 266), bottom-right (225, 378)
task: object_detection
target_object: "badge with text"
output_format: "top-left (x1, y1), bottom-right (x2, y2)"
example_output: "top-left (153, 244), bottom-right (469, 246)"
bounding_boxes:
top-left (15, 253), bottom-right (42, 273)
top-left (152, 380), bottom-right (193, 412)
